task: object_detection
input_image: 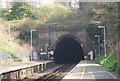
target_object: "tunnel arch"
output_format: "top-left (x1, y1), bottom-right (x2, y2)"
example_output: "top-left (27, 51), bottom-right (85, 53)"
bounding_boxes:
top-left (53, 34), bottom-right (84, 64)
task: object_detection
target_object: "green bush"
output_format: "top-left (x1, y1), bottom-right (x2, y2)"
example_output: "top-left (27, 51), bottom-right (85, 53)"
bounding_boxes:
top-left (95, 53), bottom-right (117, 71)
top-left (11, 53), bottom-right (21, 59)
top-left (86, 24), bottom-right (101, 45)
top-left (1, 8), bottom-right (9, 19)
top-left (6, 2), bottom-right (32, 20)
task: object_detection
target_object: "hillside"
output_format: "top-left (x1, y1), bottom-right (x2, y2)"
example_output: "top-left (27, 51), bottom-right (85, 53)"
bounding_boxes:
top-left (0, 2), bottom-right (119, 66)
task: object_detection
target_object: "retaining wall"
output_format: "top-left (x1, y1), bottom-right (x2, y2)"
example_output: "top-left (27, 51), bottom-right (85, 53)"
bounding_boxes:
top-left (0, 61), bottom-right (52, 81)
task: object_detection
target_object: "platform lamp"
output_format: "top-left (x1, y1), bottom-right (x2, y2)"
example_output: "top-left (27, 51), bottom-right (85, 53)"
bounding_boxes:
top-left (8, 21), bottom-right (15, 64)
top-left (30, 29), bottom-right (36, 61)
top-left (95, 35), bottom-right (100, 57)
top-left (98, 26), bottom-right (106, 63)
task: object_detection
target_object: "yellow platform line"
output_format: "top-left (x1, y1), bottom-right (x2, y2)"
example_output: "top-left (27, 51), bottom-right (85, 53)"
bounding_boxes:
top-left (80, 61), bottom-right (87, 79)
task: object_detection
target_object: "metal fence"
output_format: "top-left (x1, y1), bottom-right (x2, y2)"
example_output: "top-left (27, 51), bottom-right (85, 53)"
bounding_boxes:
top-left (0, 51), bottom-right (8, 59)
top-left (0, 51), bottom-right (31, 59)
top-left (17, 51), bottom-right (31, 58)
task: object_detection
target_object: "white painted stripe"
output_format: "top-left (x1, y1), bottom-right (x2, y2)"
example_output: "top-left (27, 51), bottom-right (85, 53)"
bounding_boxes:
top-left (63, 62), bottom-right (79, 79)
top-left (80, 61), bottom-right (87, 79)
top-left (63, 60), bottom-right (86, 79)
top-left (107, 72), bottom-right (117, 80)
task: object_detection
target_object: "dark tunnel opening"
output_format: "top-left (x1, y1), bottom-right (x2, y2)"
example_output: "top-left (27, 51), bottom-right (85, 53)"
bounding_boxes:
top-left (54, 36), bottom-right (84, 64)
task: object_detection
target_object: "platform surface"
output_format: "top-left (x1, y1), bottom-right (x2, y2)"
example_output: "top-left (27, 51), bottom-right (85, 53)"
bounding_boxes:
top-left (0, 60), bottom-right (51, 74)
top-left (62, 60), bottom-right (118, 81)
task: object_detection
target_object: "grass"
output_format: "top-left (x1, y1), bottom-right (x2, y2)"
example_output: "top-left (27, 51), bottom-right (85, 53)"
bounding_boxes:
top-left (0, 19), bottom-right (31, 61)
top-left (95, 53), bottom-right (117, 71)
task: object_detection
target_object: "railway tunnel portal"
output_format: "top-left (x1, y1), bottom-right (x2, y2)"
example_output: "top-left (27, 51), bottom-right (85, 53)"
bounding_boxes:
top-left (54, 34), bottom-right (84, 64)
top-left (36, 24), bottom-right (95, 63)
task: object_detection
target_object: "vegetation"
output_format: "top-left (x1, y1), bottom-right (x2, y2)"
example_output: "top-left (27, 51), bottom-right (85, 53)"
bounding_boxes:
top-left (5, 2), bottom-right (32, 20)
top-left (95, 53), bottom-right (117, 71)
top-left (86, 24), bottom-right (101, 45)
top-left (38, 4), bottom-right (69, 23)
top-left (85, 2), bottom-right (118, 45)
top-left (0, 20), bottom-right (31, 60)
top-left (84, 3), bottom-right (118, 49)
top-left (0, 3), bottom-right (77, 61)
top-left (0, 2), bottom-right (118, 66)
top-left (83, 2), bottom-right (118, 70)
top-left (9, 3), bottom-right (77, 43)
top-left (2, 3), bottom-right (77, 22)
top-left (32, 4), bottom-right (77, 23)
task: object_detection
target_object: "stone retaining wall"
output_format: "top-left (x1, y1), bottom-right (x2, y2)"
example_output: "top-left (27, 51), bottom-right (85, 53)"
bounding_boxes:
top-left (0, 62), bottom-right (52, 81)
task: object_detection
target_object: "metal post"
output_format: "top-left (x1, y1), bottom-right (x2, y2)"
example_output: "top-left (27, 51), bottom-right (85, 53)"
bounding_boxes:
top-left (8, 21), bottom-right (15, 64)
top-left (48, 23), bottom-right (50, 60)
top-left (30, 30), bottom-right (36, 61)
top-left (30, 30), bottom-right (32, 61)
top-left (48, 23), bottom-right (50, 47)
top-left (104, 27), bottom-right (107, 58)
top-left (104, 27), bottom-right (107, 63)
top-left (0, 24), bottom-right (2, 49)
top-left (95, 35), bottom-right (100, 57)
top-left (98, 36), bottom-right (100, 56)
top-left (98, 26), bottom-right (106, 62)
top-left (41, 54), bottom-right (42, 60)
top-left (8, 21), bottom-right (10, 64)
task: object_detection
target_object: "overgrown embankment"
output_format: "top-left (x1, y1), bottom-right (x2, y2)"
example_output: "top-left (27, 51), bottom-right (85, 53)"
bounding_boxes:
top-left (0, 20), bottom-right (30, 63)
top-left (0, 2), bottom-right (78, 63)
top-left (95, 53), bottom-right (117, 71)
top-left (82, 3), bottom-right (119, 71)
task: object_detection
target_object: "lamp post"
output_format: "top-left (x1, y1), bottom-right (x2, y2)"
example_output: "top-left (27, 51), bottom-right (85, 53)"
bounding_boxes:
top-left (48, 23), bottom-right (50, 48)
top-left (95, 35), bottom-right (100, 56)
top-left (47, 23), bottom-right (51, 60)
top-left (8, 21), bottom-right (15, 64)
top-left (30, 29), bottom-right (36, 61)
top-left (0, 19), bottom-right (1, 49)
top-left (98, 26), bottom-right (106, 62)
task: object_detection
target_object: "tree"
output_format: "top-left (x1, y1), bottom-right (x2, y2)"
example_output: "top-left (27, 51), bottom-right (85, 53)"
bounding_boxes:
top-left (84, 2), bottom-right (118, 54)
top-left (36, 4), bottom-right (77, 23)
top-left (6, 2), bottom-right (32, 20)
top-left (38, 4), bottom-right (68, 23)
top-left (86, 24), bottom-right (101, 45)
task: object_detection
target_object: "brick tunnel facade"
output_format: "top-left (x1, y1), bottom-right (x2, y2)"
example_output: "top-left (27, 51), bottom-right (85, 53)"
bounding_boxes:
top-left (36, 26), bottom-right (94, 62)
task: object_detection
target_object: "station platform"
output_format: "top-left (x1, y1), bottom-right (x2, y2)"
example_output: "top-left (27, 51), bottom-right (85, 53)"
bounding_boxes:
top-left (61, 60), bottom-right (118, 81)
top-left (0, 60), bottom-right (51, 75)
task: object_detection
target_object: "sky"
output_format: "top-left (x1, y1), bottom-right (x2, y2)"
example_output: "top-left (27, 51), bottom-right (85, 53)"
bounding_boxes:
top-left (40, 0), bottom-right (55, 4)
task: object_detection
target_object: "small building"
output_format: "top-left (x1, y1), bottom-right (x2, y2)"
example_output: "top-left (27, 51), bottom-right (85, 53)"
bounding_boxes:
top-left (1, 0), bottom-right (42, 9)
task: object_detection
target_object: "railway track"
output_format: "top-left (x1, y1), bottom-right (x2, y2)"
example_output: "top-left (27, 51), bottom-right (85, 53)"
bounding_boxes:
top-left (35, 64), bottom-right (73, 81)
top-left (23, 63), bottom-right (76, 81)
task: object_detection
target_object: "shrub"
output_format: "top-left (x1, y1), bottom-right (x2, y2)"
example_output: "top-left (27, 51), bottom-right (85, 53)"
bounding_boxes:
top-left (95, 53), bottom-right (117, 71)
top-left (6, 2), bottom-right (32, 20)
